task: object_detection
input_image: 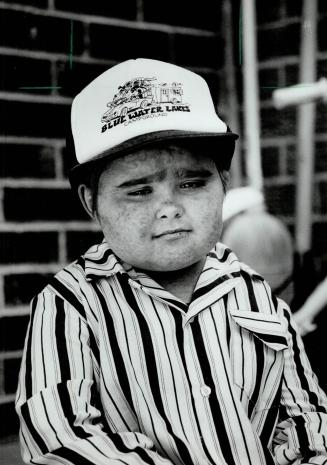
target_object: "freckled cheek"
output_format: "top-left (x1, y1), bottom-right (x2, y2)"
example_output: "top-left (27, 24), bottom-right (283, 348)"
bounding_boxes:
top-left (136, 213), bottom-right (154, 239)
top-left (191, 195), bottom-right (222, 223)
top-left (194, 197), bottom-right (223, 241)
top-left (103, 206), bottom-right (152, 240)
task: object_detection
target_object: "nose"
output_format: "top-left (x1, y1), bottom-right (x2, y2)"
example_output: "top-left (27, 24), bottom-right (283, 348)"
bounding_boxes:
top-left (156, 200), bottom-right (184, 220)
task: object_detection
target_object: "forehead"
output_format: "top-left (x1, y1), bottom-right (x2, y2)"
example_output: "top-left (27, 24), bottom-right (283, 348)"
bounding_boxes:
top-left (100, 144), bottom-right (216, 182)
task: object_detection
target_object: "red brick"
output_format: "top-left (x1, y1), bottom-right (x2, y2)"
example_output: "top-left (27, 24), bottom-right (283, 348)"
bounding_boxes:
top-left (4, 273), bottom-right (52, 306)
top-left (284, 0), bottom-right (303, 17)
top-left (0, 55), bottom-right (51, 93)
top-left (89, 25), bottom-right (172, 62)
top-left (284, 64), bottom-right (299, 87)
top-left (261, 107), bottom-right (296, 137)
top-left (1, 100), bottom-right (70, 138)
top-left (313, 183), bottom-right (321, 215)
top-left (318, 17), bottom-right (327, 51)
top-left (318, 59), bottom-right (327, 79)
top-left (6, 0), bottom-right (47, 7)
top-left (0, 315), bottom-right (30, 351)
top-left (1, 9), bottom-right (84, 55)
top-left (313, 222), bottom-right (327, 253)
top-left (0, 402), bottom-right (20, 438)
top-left (265, 183), bottom-right (295, 216)
top-left (319, 0), bottom-right (327, 13)
top-left (0, 232), bottom-right (58, 264)
top-left (262, 146), bottom-right (280, 177)
top-left (318, 182), bottom-right (327, 214)
top-left (3, 187), bottom-right (89, 222)
top-left (0, 144), bottom-right (55, 178)
top-left (316, 103), bottom-right (327, 133)
top-left (234, 68), bottom-right (243, 102)
top-left (143, 0), bottom-right (221, 31)
top-left (286, 145), bottom-right (296, 175)
top-left (319, 254), bottom-right (327, 276)
top-left (315, 142), bottom-right (327, 173)
top-left (56, 61), bottom-right (109, 97)
top-left (257, 0), bottom-right (282, 24)
top-left (4, 358), bottom-right (22, 394)
top-left (54, 0), bottom-right (137, 20)
top-left (257, 23), bottom-right (300, 61)
top-left (174, 34), bottom-right (222, 68)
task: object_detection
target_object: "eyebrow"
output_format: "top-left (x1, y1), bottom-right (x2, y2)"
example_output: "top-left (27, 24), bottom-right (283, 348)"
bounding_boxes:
top-left (115, 168), bottom-right (213, 188)
top-left (177, 169), bottom-right (213, 179)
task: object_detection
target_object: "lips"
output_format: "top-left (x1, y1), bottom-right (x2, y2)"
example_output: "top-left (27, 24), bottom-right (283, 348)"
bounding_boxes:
top-left (154, 228), bottom-right (191, 238)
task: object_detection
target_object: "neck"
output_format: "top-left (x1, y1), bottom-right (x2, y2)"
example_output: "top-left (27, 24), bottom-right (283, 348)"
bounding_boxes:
top-left (144, 258), bottom-right (206, 304)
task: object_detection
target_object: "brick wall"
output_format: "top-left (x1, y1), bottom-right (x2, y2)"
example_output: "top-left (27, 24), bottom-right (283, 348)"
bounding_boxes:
top-left (0, 0), bottom-right (225, 439)
top-left (1, 0), bottom-right (327, 442)
top-left (255, 0), bottom-right (327, 276)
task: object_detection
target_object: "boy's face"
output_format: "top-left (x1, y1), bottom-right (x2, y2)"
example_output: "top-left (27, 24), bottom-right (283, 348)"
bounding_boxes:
top-left (95, 144), bottom-right (225, 272)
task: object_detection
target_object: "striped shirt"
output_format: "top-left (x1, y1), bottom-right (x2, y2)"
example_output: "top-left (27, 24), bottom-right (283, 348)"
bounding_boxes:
top-left (16, 240), bottom-right (327, 465)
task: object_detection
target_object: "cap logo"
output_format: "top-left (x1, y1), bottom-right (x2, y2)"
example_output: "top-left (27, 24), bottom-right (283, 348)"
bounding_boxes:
top-left (101, 77), bottom-right (190, 133)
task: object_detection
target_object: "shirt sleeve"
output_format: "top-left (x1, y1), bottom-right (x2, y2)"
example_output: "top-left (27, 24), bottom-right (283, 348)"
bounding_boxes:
top-left (15, 289), bottom-right (174, 465)
top-left (272, 299), bottom-right (327, 465)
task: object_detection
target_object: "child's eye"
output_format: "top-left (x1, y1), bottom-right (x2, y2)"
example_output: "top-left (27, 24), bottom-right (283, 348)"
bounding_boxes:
top-left (127, 187), bottom-right (152, 197)
top-left (180, 180), bottom-right (205, 189)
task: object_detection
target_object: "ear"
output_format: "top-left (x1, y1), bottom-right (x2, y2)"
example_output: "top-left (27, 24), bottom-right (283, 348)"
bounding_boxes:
top-left (78, 184), bottom-right (95, 219)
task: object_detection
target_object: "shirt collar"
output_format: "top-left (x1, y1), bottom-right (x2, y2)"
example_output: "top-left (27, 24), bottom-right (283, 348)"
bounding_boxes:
top-left (83, 240), bottom-right (128, 281)
top-left (83, 241), bottom-right (287, 350)
top-left (82, 239), bottom-right (264, 283)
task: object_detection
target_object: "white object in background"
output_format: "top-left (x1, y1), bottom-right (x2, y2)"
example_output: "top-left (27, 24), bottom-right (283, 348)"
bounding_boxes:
top-left (222, 212), bottom-right (294, 304)
top-left (222, 186), bottom-right (264, 222)
top-left (241, 0), bottom-right (263, 191)
top-left (293, 276), bottom-right (327, 335)
top-left (273, 78), bottom-right (327, 109)
top-left (295, 0), bottom-right (318, 256)
top-left (223, 0), bottom-right (242, 187)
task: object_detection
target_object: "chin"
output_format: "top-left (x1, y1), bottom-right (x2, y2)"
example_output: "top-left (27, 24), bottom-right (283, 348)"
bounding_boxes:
top-left (144, 256), bottom-right (202, 272)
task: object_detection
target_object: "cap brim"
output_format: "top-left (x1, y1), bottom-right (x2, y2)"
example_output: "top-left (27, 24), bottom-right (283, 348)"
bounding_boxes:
top-left (69, 129), bottom-right (239, 190)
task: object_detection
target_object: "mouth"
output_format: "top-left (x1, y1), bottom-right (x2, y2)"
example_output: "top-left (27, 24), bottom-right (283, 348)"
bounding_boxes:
top-left (153, 229), bottom-right (192, 239)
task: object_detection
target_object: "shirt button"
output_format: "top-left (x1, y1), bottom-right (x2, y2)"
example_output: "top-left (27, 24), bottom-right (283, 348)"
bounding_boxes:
top-left (200, 385), bottom-right (211, 397)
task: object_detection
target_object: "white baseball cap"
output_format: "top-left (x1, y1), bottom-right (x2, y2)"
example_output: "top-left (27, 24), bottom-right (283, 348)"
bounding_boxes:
top-left (69, 58), bottom-right (238, 186)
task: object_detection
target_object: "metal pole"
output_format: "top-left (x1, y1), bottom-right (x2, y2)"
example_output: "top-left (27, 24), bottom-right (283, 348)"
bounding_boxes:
top-left (295, 0), bottom-right (317, 255)
top-left (241, 0), bottom-right (263, 190)
top-left (223, 0), bottom-right (242, 187)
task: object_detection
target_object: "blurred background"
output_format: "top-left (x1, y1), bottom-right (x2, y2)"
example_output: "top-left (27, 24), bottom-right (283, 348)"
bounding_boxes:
top-left (1, 0), bottom-right (327, 462)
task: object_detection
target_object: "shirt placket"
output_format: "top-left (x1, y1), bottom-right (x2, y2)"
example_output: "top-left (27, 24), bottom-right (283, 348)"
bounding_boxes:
top-left (181, 278), bottom-right (267, 465)
top-left (124, 267), bottom-right (266, 464)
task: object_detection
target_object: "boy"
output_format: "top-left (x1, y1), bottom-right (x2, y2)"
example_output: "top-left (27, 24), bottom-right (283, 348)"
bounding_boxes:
top-left (16, 59), bottom-right (327, 465)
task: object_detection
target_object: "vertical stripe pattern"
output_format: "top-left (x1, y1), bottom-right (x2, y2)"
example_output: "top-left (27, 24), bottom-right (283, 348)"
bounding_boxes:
top-left (16, 241), bottom-right (327, 465)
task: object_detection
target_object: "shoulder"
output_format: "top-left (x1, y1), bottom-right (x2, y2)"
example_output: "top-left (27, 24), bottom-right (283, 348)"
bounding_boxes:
top-left (32, 242), bottom-right (105, 319)
top-left (215, 241), bottom-right (267, 285)
top-left (218, 241), bottom-right (281, 317)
